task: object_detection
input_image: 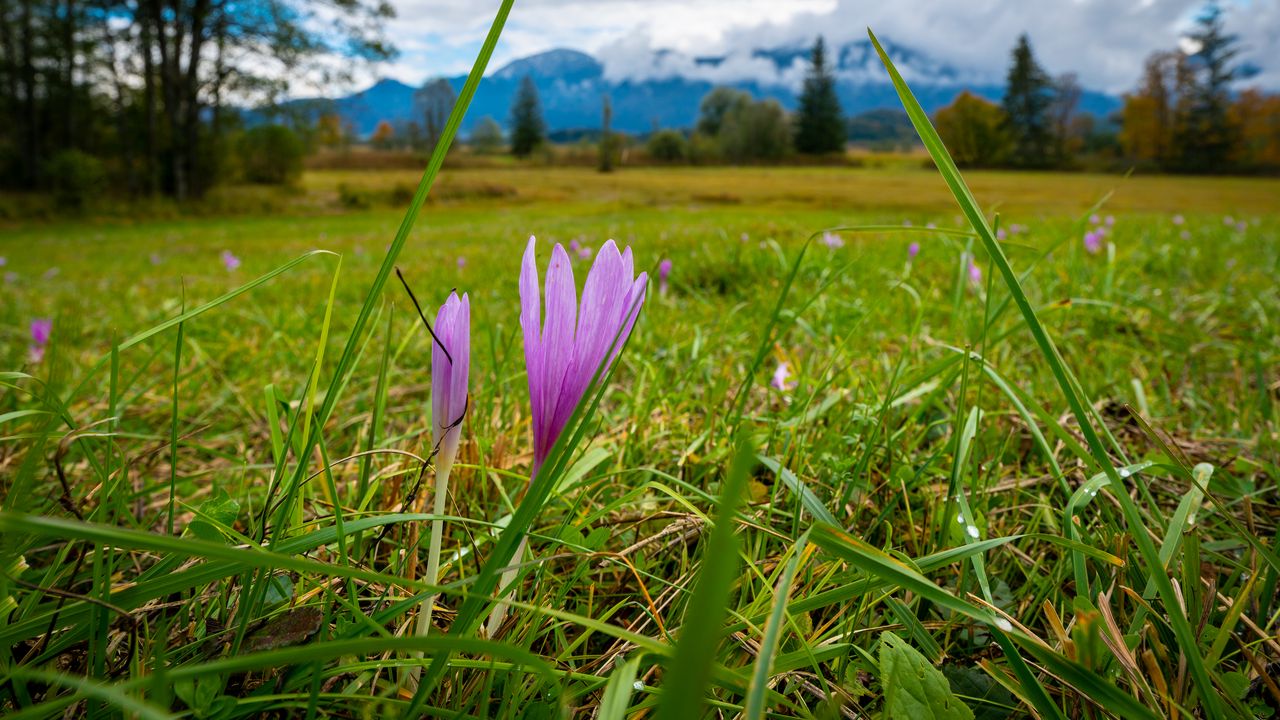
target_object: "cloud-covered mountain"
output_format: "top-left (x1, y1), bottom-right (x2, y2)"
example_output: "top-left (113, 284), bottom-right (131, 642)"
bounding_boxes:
top-left (307, 38), bottom-right (1120, 138)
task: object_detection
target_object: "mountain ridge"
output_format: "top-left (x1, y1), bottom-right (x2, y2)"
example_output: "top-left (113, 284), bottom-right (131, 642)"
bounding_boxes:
top-left (289, 39), bottom-right (1120, 138)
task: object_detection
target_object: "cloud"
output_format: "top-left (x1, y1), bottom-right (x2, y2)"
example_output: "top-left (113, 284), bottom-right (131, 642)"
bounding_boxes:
top-left (369, 0), bottom-right (1278, 93)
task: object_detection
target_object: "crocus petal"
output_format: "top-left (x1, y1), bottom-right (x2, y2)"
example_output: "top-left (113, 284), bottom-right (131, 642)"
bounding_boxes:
top-left (432, 291), bottom-right (470, 452)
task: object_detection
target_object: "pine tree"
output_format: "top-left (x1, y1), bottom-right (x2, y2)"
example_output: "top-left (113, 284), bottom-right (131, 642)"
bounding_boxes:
top-left (1001, 34), bottom-right (1054, 168)
top-left (510, 75), bottom-right (545, 158)
top-left (1173, 2), bottom-right (1242, 172)
top-left (794, 36), bottom-right (845, 155)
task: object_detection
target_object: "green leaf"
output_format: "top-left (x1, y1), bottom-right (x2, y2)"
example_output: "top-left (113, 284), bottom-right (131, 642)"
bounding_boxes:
top-left (598, 654), bottom-right (643, 720)
top-left (880, 632), bottom-right (974, 720)
top-left (187, 488), bottom-right (240, 543)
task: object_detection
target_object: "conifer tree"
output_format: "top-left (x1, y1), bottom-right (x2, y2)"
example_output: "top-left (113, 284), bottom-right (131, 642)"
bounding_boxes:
top-left (794, 36), bottom-right (846, 155)
top-left (1001, 34), bottom-right (1054, 168)
top-left (510, 75), bottom-right (546, 158)
top-left (1174, 2), bottom-right (1243, 172)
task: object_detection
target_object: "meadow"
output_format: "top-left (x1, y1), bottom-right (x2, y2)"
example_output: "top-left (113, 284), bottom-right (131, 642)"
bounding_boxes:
top-left (3, 134), bottom-right (1280, 717)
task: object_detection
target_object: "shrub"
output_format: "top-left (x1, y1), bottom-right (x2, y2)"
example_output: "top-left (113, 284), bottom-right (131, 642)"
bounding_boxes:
top-left (238, 125), bottom-right (305, 185)
top-left (45, 149), bottom-right (106, 210)
top-left (647, 130), bottom-right (687, 162)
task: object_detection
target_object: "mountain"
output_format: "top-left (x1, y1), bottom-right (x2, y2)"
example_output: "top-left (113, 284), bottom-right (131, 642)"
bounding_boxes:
top-left (292, 40), bottom-right (1120, 138)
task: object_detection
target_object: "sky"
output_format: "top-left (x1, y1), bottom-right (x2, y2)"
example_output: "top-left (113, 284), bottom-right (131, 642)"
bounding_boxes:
top-left (368, 0), bottom-right (1280, 94)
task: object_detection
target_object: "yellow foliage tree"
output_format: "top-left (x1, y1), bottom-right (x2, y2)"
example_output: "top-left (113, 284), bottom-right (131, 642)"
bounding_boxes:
top-left (933, 91), bottom-right (1011, 167)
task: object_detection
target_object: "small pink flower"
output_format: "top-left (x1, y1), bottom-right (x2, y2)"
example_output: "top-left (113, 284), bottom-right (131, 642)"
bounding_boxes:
top-left (149, 253), bottom-right (163, 265)
top-left (1224, 216), bottom-right (1234, 226)
top-left (1104, 215), bottom-right (1115, 226)
top-left (996, 228), bottom-right (1007, 240)
top-left (740, 232), bottom-right (749, 242)
top-left (1180, 230), bottom-right (1191, 240)
top-left (31, 318), bottom-right (52, 346)
top-left (3, 271), bottom-right (16, 284)
top-left (457, 256), bottom-right (467, 269)
top-left (221, 251), bottom-right (240, 271)
top-left (821, 231), bottom-right (844, 249)
top-left (1083, 231), bottom-right (1102, 254)
top-left (1089, 214), bottom-right (1100, 225)
top-left (658, 258), bottom-right (673, 294)
top-left (1235, 221), bottom-right (1247, 233)
top-left (569, 239), bottom-right (581, 253)
top-left (770, 361), bottom-right (795, 391)
top-left (28, 345), bottom-right (45, 364)
top-left (908, 242), bottom-right (920, 259)
top-left (0, 256), bottom-right (6, 267)
top-left (1172, 214), bottom-right (1184, 225)
top-left (578, 246), bottom-right (593, 260)
top-left (968, 261), bottom-right (982, 286)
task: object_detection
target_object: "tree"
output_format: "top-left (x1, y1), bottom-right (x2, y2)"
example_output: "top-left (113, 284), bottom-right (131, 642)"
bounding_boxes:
top-left (316, 114), bottom-right (350, 149)
top-left (1119, 52), bottom-right (1187, 167)
top-left (371, 120), bottom-right (395, 149)
top-left (719, 98), bottom-right (791, 163)
top-left (696, 87), bottom-right (750, 137)
top-left (238, 125), bottom-right (304, 185)
top-left (646, 130), bottom-right (687, 162)
top-left (1173, 2), bottom-right (1245, 172)
top-left (1229, 89), bottom-right (1280, 171)
top-left (794, 36), bottom-right (845, 154)
top-left (470, 117), bottom-right (504, 154)
top-left (415, 78), bottom-right (456, 152)
top-left (1047, 73), bottom-right (1083, 164)
top-left (1001, 34), bottom-right (1054, 168)
top-left (598, 95), bottom-right (614, 172)
top-left (510, 75), bottom-right (545, 158)
top-left (935, 91), bottom-right (1011, 167)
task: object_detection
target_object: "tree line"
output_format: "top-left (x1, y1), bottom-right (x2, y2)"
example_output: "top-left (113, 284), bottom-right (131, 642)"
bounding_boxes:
top-left (0, 0), bottom-right (392, 204)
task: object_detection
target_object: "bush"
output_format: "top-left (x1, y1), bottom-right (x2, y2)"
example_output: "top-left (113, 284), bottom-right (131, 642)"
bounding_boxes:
top-left (45, 149), bottom-right (106, 210)
top-left (647, 130), bottom-right (687, 162)
top-left (238, 125), bottom-right (305, 185)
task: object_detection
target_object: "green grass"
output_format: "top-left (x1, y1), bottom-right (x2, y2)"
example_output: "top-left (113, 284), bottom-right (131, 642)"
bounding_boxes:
top-left (2, 139), bottom-right (1279, 718)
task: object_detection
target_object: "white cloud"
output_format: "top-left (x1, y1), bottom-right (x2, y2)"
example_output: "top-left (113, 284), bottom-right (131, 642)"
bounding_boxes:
top-left (369, 0), bottom-right (1278, 93)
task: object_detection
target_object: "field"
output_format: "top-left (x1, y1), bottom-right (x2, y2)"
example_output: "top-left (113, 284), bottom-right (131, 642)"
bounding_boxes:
top-left (1, 162), bottom-right (1279, 719)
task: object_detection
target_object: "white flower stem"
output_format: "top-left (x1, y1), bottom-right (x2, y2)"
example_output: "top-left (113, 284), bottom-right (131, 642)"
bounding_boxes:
top-left (485, 535), bottom-right (527, 637)
top-left (404, 440), bottom-right (456, 689)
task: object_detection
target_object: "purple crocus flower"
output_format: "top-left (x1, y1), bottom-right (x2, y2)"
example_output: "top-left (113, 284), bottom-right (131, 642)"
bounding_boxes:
top-left (149, 253), bottom-right (163, 266)
top-left (578, 246), bottom-right (593, 260)
top-left (221, 250), bottom-right (240, 271)
top-left (42, 267), bottom-right (59, 280)
top-left (908, 242), bottom-right (920, 259)
top-left (1236, 221), bottom-right (1247, 233)
top-left (1089, 214), bottom-right (1100, 225)
top-left (432, 291), bottom-right (470, 461)
top-left (520, 236), bottom-right (648, 476)
top-left (658, 258), bottom-right (673, 295)
top-left (968, 260), bottom-right (982, 286)
top-left (1104, 215), bottom-right (1115, 227)
top-left (418, 291), bottom-right (469, 641)
top-left (1180, 230), bottom-right (1191, 240)
top-left (996, 228), bottom-right (1007, 240)
top-left (1172, 214), bottom-right (1184, 226)
top-left (569, 239), bottom-right (581, 254)
top-left (3, 271), bottom-right (15, 284)
top-left (0, 256), bottom-right (6, 267)
top-left (902, 219), bottom-right (913, 227)
top-left (821, 231), bottom-right (844, 249)
top-left (1224, 216), bottom-right (1234, 226)
top-left (1083, 230), bottom-right (1102, 254)
top-left (457, 256), bottom-right (467, 269)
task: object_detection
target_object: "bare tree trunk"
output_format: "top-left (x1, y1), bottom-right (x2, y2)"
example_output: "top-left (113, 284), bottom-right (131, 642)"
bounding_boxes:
top-left (18, 0), bottom-right (36, 186)
top-left (181, 0), bottom-right (209, 197)
top-left (140, 0), bottom-right (158, 195)
top-left (62, 0), bottom-right (74, 148)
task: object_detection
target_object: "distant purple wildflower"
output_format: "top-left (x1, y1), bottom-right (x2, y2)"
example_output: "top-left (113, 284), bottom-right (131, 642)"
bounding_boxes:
top-left (457, 256), bottom-right (467, 269)
top-left (968, 260), bottom-right (982, 286)
top-left (520, 237), bottom-right (648, 476)
top-left (658, 258), bottom-right (673, 295)
top-left (1083, 230), bottom-right (1102, 254)
top-left (0, 256), bottom-right (6, 266)
top-left (770, 361), bottom-right (795, 391)
top-left (1180, 230), bottom-right (1191, 241)
top-left (821, 231), bottom-right (844, 249)
top-left (569, 239), bottom-right (581, 254)
top-left (1089, 214), bottom-right (1100, 225)
top-left (29, 318), bottom-right (52, 363)
top-left (1224, 215), bottom-right (1235, 226)
top-left (908, 242), bottom-right (920, 259)
top-left (902, 220), bottom-right (913, 227)
top-left (996, 228), bottom-right (1007, 240)
top-left (3, 271), bottom-right (16, 284)
top-left (1105, 215), bottom-right (1115, 226)
top-left (149, 253), bottom-right (163, 266)
top-left (221, 250), bottom-right (240, 271)
top-left (578, 246), bottom-right (593, 260)
top-left (42, 267), bottom-right (59, 280)
top-left (1236, 221), bottom-right (1247, 233)
top-left (1172, 214), bottom-right (1184, 225)
top-left (926, 222), bottom-right (937, 229)
top-left (740, 232), bottom-right (749, 242)
top-left (31, 319), bottom-right (52, 346)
